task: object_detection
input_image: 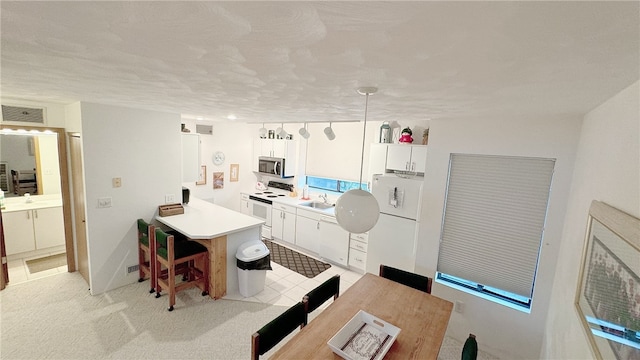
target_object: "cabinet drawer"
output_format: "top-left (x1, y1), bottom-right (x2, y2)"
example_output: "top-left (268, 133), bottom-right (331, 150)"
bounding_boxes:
top-left (273, 202), bottom-right (297, 213)
top-left (241, 193), bottom-right (249, 201)
top-left (350, 232), bottom-right (368, 243)
top-left (349, 239), bottom-right (367, 253)
top-left (348, 249), bottom-right (367, 270)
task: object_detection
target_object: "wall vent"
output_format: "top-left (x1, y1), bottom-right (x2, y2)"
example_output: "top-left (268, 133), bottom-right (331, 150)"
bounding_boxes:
top-left (1, 105), bottom-right (45, 124)
top-left (196, 124), bottom-right (213, 135)
top-left (126, 264), bottom-right (139, 274)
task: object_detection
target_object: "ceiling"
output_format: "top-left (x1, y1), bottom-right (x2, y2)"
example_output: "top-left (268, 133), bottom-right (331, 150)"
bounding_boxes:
top-left (1, 1), bottom-right (638, 124)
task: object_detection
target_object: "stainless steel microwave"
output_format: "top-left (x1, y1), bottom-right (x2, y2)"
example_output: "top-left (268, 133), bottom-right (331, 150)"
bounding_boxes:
top-left (258, 156), bottom-right (292, 178)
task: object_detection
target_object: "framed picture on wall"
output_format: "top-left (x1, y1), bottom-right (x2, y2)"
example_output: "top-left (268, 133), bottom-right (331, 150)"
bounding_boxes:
top-left (230, 164), bottom-right (239, 182)
top-left (213, 172), bottom-right (224, 189)
top-left (196, 165), bottom-right (206, 185)
top-left (575, 201), bottom-right (640, 360)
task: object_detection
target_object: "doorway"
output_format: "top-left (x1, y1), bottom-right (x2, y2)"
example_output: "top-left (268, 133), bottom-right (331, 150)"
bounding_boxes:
top-left (0, 125), bottom-right (75, 288)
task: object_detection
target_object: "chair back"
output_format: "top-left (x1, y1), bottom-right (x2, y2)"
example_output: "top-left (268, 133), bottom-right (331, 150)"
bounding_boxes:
top-left (379, 264), bottom-right (432, 294)
top-left (462, 333), bottom-right (478, 360)
top-left (251, 302), bottom-right (306, 360)
top-left (137, 219), bottom-right (150, 246)
top-left (302, 275), bottom-right (340, 322)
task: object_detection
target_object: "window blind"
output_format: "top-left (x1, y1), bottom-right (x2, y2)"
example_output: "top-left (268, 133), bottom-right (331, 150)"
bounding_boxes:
top-left (437, 154), bottom-right (555, 299)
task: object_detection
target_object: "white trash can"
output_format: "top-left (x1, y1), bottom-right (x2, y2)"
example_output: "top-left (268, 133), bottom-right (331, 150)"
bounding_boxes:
top-left (236, 240), bottom-right (272, 297)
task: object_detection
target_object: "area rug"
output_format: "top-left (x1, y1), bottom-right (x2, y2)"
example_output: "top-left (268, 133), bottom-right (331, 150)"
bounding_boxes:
top-left (25, 253), bottom-right (66, 274)
top-left (263, 239), bottom-right (331, 278)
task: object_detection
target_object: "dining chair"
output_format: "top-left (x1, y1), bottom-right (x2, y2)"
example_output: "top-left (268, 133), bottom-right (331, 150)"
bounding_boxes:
top-left (379, 264), bottom-right (433, 294)
top-left (154, 228), bottom-right (209, 311)
top-left (251, 301), bottom-right (306, 360)
top-left (301, 274), bottom-right (340, 325)
top-left (136, 219), bottom-right (156, 293)
top-left (462, 333), bottom-right (478, 360)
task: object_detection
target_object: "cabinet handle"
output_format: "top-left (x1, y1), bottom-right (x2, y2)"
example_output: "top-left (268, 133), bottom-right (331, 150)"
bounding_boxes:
top-left (317, 222), bottom-right (320, 230)
top-left (405, 161), bottom-right (410, 170)
top-left (34, 210), bottom-right (38, 219)
top-left (411, 162), bottom-right (415, 171)
top-left (27, 211), bottom-right (30, 220)
top-left (283, 212), bottom-right (286, 220)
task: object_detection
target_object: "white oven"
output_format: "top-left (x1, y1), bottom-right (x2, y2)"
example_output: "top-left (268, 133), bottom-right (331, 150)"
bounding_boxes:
top-left (248, 195), bottom-right (272, 239)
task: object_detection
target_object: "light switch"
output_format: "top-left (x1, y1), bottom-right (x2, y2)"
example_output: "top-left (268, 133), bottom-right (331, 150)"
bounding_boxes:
top-left (112, 177), bottom-right (122, 188)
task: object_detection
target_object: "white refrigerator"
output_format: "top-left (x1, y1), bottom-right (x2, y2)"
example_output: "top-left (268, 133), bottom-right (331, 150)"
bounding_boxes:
top-left (365, 174), bottom-right (424, 275)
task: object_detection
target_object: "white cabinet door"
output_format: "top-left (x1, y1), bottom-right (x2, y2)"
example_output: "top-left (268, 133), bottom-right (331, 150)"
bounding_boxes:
top-left (410, 146), bottom-right (427, 173)
top-left (318, 216), bottom-right (349, 266)
top-left (386, 145), bottom-right (413, 172)
top-left (240, 194), bottom-right (251, 215)
top-left (295, 214), bottom-right (319, 254)
top-left (3, 210), bottom-right (36, 255)
top-left (272, 204), bottom-right (296, 245)
top-left (34, 207), bottom-right (65, 249)
top-left (367, 143), bottom-right (388, 181)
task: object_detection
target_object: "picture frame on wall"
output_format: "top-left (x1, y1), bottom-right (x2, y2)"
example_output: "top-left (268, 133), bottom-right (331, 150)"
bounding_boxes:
top-left (575, 201), bottom-right (640, 360)
top-left (213, 172), bottom-right (224, 189)
top-left (230, 164), bottom-right (239, 182)
top-left (196, 165), bottom-right (206, 185)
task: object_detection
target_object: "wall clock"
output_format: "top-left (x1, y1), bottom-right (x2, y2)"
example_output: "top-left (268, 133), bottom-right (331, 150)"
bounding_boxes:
top-left (213, 151), bottom-right (225, 165)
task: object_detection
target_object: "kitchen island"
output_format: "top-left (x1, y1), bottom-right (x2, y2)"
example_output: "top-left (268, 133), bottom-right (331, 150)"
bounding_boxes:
top-left (155, 197), bottom-right (264, 299)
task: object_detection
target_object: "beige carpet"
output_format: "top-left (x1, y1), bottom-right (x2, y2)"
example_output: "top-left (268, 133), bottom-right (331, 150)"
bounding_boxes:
top-left (0, 272), bottom-right (290, 359)
top-left (25, 253), bottom-right (67, 274)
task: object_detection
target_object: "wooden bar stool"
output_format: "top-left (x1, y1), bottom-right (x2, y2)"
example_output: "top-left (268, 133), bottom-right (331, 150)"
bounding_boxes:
top-left (136, 219), bottom-right (156, 293)
top-left (154, 228), bottom-right (209, 311)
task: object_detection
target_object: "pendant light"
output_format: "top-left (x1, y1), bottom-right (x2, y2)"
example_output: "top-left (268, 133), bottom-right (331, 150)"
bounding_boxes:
top-left (324, 122), bottom-right (336, 140)
top-left (258, 123), bottom-right (267, 138)
top-left (298, 123), bottom-right (310, 139)
top-left (335, 87), bottom-right (380, 234)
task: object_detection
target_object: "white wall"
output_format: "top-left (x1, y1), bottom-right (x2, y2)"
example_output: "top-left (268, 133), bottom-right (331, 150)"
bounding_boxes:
top-left (542, 81), bottom-right (639, 359)
top-left (416, 115), bottom-right (583, 359)
top-left (80, 102), bottom-right (181, 294)
top-left (180, 120), bottom-right (256, 210)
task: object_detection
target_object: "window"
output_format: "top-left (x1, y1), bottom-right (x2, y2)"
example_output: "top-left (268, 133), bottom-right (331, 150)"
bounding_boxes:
top-left (436, 154), bottom-right (555, 312)
top-left (306, 176), bottom-right (369, 193)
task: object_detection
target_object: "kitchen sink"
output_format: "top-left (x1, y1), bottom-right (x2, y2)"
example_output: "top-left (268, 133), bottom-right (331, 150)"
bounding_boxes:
top-left (300, 201), bottom-right (335, 210)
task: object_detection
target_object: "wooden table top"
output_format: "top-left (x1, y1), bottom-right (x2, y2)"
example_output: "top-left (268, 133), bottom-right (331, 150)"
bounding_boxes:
top-left (270, 273), bottom-right (454, 360)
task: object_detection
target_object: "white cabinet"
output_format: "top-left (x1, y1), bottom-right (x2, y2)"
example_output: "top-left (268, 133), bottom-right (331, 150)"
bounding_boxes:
top-left (348, 232), bottom-right (368, 272)
top-left (3, 206), bottom-right (65, 255)
top-left (240, 193), bottom-right (251, 215)
top-left (272, 203), bottom-right (296, 245)
top-left (318, 216), bottom-right (349, 267)
top-left (182, 133), bottom-right (200, 182)
top-left (295, 208), bottom-right (321, 254)
top-left (367, 143), bottom-right (388, 182)
top-left (386, 144), bottom-right (427, 174)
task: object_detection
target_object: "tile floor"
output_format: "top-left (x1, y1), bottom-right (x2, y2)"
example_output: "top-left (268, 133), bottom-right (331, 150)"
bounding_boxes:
top-left (6, 251), bottom-right (69, 285)
top-left (223, 259), bottom-right (364, 307)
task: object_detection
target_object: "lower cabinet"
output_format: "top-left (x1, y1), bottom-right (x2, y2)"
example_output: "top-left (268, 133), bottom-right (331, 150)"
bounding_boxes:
top-left (348, 232), bottom-right (368, 272)
top-left (318, 216), bottom-right (349, 267)
top-left (272, 203), bottom-right (296, 245)
top-left (295, 208), bottom-right (320, 254)
top-left (3, 207), bottom-right (65, 256)
top-left (240, 193), bottom-right (251, 215)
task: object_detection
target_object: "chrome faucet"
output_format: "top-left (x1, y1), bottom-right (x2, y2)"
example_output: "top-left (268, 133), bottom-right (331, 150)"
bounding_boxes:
top-left (319, 193), bottom-right (328, 204)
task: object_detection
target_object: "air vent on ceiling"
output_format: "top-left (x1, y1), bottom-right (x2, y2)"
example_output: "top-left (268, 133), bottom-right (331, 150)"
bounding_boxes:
top-left (1, 105), bottom-right (45, 124)
top-left (196, 124), bottom-right (213, 135)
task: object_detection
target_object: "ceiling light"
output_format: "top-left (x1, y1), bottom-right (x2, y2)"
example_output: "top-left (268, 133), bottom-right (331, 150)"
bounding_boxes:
top-left (276, 123), bottom-right (288, 138)
top-left (324, 122), bottom-right (336, 141)
top-left (298, 123), bottom-right (310, 139)
top-left (196, 116), bottom-right (204, 121)
top-left (258, 123), bottom-right (267, 138)
top-left (227, 114), bottom-right (237, 120)
top-left (335, 87), bottom-right (380, 233)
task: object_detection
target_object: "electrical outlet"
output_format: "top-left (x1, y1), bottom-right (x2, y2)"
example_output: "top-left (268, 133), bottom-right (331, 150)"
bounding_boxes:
top-left (165, 194), bottom-right (175, 203)
top-left (98, 197), bottom-right (112, 208)
top-left (455, 300), bottom-right (464, 314)
top-left (112, 177), bottom-right (122, 188)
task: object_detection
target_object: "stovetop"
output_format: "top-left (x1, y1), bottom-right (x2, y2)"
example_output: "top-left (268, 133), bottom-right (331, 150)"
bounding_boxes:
top-left (250, 181), bottom-right (294, 201)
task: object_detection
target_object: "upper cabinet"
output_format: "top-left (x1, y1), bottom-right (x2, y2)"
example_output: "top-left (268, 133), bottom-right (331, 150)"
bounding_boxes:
top-left (253, 138), bottom-right (296, 175)
top-left (369, 144), bottom-right (428, 177)
top-left (386, 144), bottom-right (427, 174)
top-left (182, 133), bottom-right (200, 182)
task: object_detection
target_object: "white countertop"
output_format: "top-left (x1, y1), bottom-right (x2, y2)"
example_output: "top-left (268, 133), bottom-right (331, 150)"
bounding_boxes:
top-left (242, 190), bottom-right (337, 216)
top-left (2, 195), bottom-right (63, 213)
top-left (155, 197), bottom-right (264, 239)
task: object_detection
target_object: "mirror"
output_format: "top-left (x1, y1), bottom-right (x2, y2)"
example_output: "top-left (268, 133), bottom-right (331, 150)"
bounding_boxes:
top-left (0, 132), bottom-right (61, 197)
top-left (575, 201), bottom-right (640, 359)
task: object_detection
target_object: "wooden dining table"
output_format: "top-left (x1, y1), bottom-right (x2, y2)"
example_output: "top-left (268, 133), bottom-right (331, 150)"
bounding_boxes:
top-left (270, 273), bottom-right (454, 360)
